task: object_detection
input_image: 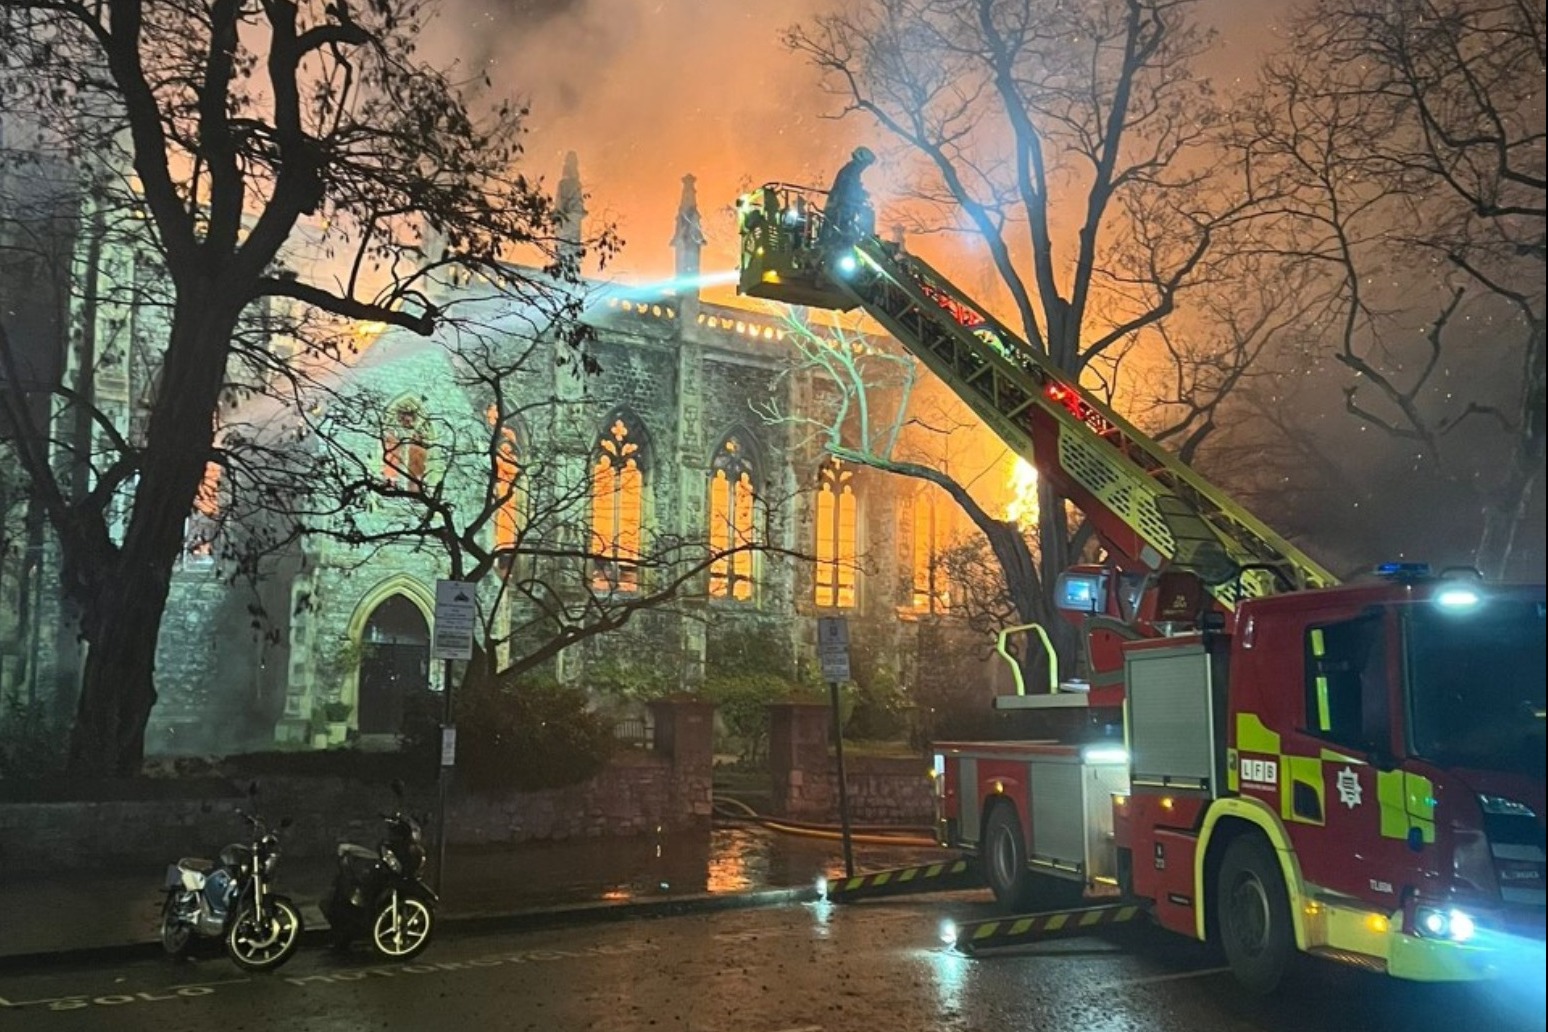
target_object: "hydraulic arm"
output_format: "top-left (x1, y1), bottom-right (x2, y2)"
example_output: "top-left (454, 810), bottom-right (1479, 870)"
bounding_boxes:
top-left (737, 183), bottom-right (1336, 611)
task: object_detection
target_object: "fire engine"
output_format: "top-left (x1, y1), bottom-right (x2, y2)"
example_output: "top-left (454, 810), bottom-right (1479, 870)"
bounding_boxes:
top-left (736, 182), bottom-right (1546, 993)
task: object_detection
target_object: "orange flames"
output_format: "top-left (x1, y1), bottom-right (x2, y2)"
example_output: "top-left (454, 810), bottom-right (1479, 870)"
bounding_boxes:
top-left (1005, 458), bottom-right (1039, 529)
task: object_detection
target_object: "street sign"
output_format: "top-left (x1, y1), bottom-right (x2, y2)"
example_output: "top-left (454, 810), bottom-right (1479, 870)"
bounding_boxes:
top-left (817, 616), bottom-right (850, 683)
top-left (440, 726), bottom-right (457, 767)
top-left (431, 579), bottom-right (477, 661)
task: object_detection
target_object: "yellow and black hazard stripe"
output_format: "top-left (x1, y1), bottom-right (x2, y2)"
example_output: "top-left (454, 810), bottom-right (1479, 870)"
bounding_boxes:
top-left (826, 859), bottom-right (980, 903)
top-left (954, 903), bottom-right (1145, 954)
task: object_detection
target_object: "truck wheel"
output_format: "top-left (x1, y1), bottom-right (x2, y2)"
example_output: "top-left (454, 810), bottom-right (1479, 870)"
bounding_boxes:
top-left (983, 804), bottom-right (1039, 911)
top-left (1216, 835), bottom-right (1295, 995)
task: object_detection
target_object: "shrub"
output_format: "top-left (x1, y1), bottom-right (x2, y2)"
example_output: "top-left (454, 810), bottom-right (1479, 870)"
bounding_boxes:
top-left (453, 671), bottom-right (616, 794)
top-left (702, 670), bottom-right (821, 763)
top-left (845, 667), bottom-right (909, 741)
top-left (704, 623), bottom-right (797, 680)
top-left (0, 696), bottom-right (67, 781)
top-left (584, 655), bottom-right (680, 703)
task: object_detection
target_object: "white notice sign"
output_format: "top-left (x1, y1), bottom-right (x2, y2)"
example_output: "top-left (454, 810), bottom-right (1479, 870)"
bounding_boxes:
top-left (432, 579), bottom-right (477, 661)
top-left (817, 616), bottom-right (851, 683)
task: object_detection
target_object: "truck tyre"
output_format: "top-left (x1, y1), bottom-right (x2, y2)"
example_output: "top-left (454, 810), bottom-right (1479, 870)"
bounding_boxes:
top-left (1217, 835), bottom-right (1295, 995)
top-left (983, 804), bottom-right (1039, 911)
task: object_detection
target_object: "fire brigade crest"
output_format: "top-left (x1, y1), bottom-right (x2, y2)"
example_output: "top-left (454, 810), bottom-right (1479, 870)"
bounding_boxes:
top-left (1336, 766), bottom-right (1363, 809)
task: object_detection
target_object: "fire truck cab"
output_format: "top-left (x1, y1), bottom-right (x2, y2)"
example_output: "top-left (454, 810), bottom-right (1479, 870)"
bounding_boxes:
top-left (940, 567), bottom-right (1545, 991)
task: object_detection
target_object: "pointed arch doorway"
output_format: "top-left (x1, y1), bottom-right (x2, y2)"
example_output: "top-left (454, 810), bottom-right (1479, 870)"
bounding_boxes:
top-left (358, 594), bottom-right (429, 735)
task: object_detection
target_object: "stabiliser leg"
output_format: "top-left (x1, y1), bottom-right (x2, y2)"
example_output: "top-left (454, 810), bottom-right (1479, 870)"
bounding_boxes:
top-left (824, 859), bottom-right (981, 903)
top-left (948, 902), bottom-right (1148, 955)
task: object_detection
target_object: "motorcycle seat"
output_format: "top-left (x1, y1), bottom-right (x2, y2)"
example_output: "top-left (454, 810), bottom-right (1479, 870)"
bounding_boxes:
top-left (338, 843), bottom-right (377, 862)
top-left (176, 857), bottom-right (213, 891)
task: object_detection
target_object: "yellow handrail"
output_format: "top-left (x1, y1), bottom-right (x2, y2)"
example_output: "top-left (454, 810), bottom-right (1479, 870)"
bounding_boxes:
top-left (996, 622), bottom-right (1058, 696)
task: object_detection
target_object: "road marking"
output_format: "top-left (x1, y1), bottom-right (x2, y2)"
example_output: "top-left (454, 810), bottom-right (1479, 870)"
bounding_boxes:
top-left (286, 939), bottom-right (659, 987)
top-left (1095, 965), bottom-right (1231, 990)
top-left (168, 977), bottom-right (251, 990)
top-left (0, 976), bottom-right (250, 1011)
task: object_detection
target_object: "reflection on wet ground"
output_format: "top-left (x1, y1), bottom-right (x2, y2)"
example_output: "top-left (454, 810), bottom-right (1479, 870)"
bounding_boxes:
top-left (444, 825), bottom-right (954, 911)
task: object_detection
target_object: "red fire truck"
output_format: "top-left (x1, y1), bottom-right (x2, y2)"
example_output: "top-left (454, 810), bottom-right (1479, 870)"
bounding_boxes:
top-left (736, 183), bottom-right (1546, 993)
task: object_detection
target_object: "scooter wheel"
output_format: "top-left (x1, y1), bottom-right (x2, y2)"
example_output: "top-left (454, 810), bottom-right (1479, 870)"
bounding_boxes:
top-left (160, 892), bottom-right (193, 957)
top-left (370, 894), bottom-right (433, 960)
top-left (226, 895), bottom-right (302, 972)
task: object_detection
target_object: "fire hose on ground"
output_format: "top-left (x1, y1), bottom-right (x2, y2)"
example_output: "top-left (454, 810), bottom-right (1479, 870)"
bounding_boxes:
top-left (712, 794), bottom-right (943, 848)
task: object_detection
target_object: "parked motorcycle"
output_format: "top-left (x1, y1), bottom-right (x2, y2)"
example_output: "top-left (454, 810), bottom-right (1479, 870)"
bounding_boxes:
top-left (160, 784), bottom-right (303, 972)
top-left (321, 779), bottom-right (437, 960)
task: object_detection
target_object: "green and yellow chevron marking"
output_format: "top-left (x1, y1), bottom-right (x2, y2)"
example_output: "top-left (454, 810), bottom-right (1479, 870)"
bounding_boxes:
top-left (827, 859), bottom-right (979, 903)
top-left (954, 904), bottom-right (1144, 954)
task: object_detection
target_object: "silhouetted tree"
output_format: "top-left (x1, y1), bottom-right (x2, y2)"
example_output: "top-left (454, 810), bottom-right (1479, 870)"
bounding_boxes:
top-left (0, 0), bottom-right (613, 773)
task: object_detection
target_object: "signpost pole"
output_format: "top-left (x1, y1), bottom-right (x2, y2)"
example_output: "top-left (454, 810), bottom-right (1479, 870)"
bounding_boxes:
top-left (828, 678), bottom-right (855, 879)
top-left (435, 658), bottom-right (453, 896)
top-left (817, 617), bottom-right (855, 879)
top-left (431, 580), bottom-right (476, 898)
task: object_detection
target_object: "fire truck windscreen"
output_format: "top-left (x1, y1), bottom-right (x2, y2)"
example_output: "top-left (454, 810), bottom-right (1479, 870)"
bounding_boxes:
top-left (1404, 598), bottom-right (1547, 779)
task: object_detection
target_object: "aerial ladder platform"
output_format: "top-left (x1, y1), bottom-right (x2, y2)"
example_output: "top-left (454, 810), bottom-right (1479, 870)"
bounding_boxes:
top-left (736, 183), bottom-right (1337, 618)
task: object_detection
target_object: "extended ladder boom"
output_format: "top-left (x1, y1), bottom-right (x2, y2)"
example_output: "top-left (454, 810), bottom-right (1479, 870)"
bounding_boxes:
top-left (737, 183), bottom-right (1337, 608)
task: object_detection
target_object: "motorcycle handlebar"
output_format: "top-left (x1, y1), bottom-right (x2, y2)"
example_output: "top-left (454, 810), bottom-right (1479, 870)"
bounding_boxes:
top-left (235, 810), bottom-right (292, 833)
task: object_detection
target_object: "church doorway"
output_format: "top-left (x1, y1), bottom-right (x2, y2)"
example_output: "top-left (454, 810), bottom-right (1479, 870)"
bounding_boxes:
top-left (357, 594), bottom-right (429, 735)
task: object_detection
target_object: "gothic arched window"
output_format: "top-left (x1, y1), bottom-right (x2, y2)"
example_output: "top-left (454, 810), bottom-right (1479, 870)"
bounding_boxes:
top-left (383, 400), bottom-right (429, 491)
top-left (708, 433), bottom-right (758, 601)
top-left (814, 456), bottom-right (858, 609)
top-left (912, 484), bottom-right (953, 613)
top-left (184, 460), bottom-right (224, 562)
top-left (486, 405), bottom-right (522, 555)
top-left (592, 414), bottom-right (647, 592)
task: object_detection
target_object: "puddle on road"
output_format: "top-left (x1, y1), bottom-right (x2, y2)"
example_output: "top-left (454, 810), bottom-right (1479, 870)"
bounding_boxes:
top-left (441, 825), bottom-right (952, 912)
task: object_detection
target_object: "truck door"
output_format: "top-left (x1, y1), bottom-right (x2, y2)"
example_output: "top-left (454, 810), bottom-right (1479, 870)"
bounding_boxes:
top-left (1282, 610), bottom-right (1412, 908)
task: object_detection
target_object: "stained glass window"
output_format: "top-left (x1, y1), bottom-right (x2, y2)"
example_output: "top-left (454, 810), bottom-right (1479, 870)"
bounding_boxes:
top-left (592, 416), bottom-right (646, 592)
top-left (814, 456), bottom-right (857, 608)
top-left (709, 434), bottom-right (757, 601)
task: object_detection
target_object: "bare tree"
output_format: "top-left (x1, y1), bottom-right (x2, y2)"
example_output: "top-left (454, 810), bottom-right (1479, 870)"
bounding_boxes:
top-left (787, 0), bottom-right (1263, 660)
top-left (0, 0), bottom-right (615, 773)
top-left (756, 309), bottom-right (1062, 682)
top-left (1245, 0), bottom-right (1545, 578)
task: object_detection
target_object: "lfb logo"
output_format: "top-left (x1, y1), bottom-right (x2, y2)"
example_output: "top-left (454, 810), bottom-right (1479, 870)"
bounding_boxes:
top-left (1240, 755), bottom-right (1279, 786)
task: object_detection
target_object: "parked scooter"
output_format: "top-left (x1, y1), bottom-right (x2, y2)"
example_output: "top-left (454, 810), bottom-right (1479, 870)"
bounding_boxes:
top-left (160, 783), bottom-right (303, 972)
top-left (321, 779), bottom-right (437, 960)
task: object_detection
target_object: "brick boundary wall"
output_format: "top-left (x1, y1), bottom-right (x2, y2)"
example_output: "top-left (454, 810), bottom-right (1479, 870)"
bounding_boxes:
top-left (0, 700), bottom-right (713, 875)
top-left (766, 702), bottom-right (935, 825)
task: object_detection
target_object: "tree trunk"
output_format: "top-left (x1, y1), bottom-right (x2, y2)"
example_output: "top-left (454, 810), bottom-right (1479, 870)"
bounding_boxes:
top-left (68, 571), bottom-right (171, 775)
top-left (66, 295), bottom-right (237, 775)
top-left (1034, 479), bottom-right (1078, 679)
top-left (901, 456), bottom-right (1061, 692)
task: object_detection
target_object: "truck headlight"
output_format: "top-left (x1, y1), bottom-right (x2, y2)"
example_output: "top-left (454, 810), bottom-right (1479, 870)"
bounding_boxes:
top-left (1416, 907), bottom-right (1478, 943)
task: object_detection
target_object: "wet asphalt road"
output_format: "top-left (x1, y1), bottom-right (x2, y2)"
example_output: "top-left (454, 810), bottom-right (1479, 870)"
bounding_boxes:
top-left (2, 896), bottom-right (1543, 1032)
